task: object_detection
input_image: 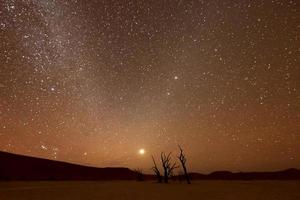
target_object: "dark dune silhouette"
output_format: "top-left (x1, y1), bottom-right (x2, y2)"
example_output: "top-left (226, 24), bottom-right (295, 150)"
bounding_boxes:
top-left (0, 151), bottom-right (136, 180)
top-left (1, 151), bottom-right (299, 181)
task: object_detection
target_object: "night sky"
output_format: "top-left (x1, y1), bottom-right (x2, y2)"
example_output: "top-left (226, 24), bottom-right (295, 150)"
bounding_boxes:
top-left (0, 0), bottom-right (299, 173)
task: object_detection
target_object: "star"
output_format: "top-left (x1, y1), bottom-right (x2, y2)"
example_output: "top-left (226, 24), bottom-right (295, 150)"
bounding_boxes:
top-left (0, 0), bottom-right (298, 173)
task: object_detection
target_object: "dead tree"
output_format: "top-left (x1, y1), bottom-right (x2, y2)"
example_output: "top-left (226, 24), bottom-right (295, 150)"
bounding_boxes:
top-left (177, 145), bottom-right (191, 184)
top-left (134, 168), bottom-right (144, 181)
top-left (161, 152), bottom-right (178, 183)
top-left (151, 155), bottom-right (162, 183)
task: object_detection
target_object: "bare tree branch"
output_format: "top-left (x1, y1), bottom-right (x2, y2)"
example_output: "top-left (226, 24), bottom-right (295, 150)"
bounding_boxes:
top-left (161, 152), bottom-right (178, 183)
top-left (151, 155), bottom-right (162, 183)
top-left (177, 145), bottom-right (191, 184)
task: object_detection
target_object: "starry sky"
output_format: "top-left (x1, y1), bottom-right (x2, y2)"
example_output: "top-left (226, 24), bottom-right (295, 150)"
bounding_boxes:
top-left (0, 0), bottom-right (299, 173)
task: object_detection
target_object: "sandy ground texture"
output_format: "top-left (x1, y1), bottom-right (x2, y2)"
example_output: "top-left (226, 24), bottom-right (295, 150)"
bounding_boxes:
top-left (0, 180), bottom-right (300, 200)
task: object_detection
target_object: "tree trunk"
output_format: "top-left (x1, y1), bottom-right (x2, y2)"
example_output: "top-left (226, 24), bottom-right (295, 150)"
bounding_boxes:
top-left (164, 170), bottom-right (168, 183)
top-left (183, 165), bottom-right (191, 184)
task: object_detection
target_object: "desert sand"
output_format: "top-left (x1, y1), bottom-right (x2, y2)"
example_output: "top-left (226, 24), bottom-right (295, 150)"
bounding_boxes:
top-left (0, 180), bottom-right (299, 200)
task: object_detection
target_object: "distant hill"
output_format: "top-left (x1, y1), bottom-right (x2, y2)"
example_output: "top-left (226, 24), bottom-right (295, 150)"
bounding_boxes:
top-left (190, 168), bottom-right (300, 180)
top-left (1, 151), bottom-right (299, 180)
top-left (0, 151), bottom-right (136, 180)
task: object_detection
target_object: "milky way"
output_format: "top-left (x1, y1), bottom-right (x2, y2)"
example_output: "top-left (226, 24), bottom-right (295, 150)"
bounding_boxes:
top-left (0, 0), bottom-right (299, 172)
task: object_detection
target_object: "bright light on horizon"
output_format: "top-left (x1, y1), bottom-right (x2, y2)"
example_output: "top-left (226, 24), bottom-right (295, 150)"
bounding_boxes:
top-left (138, 148), bottom-right (145, 155)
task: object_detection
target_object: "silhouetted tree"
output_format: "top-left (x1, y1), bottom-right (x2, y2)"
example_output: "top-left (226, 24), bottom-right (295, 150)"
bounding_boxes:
top-left (177, 145), bottom-right (191, 184)
top-left (134, 168), bottom-right (144, 181)
top-left (161, 152), bottom-right (178, 183)
top-left (151, 155), bottom-right (162, 183)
